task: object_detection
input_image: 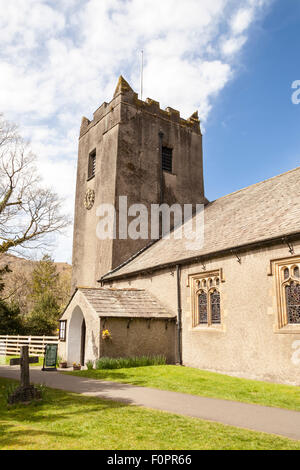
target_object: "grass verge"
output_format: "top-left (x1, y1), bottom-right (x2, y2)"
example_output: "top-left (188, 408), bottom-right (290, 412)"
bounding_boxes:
top-left (0, 377), bottom-right (299, 450)
top-left (66, 365), bottom-right (300, 412)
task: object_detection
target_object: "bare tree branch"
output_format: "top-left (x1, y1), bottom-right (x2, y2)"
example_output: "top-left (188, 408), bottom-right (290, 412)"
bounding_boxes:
top-left (0, 113), bottom-right (71, 256)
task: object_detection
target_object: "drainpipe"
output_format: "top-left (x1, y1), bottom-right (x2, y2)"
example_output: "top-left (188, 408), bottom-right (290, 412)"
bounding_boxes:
top-left (176, 264), bottom-right (183, 365)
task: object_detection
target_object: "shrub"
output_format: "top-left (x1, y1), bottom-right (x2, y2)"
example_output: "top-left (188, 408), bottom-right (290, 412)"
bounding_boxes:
top-left (95, 355), bottom-right (166, 370)
top-left (86, 360), bottom-right (94, 370)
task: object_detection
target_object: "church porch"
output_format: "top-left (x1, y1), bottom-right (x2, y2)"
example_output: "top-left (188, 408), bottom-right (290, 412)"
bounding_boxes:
top-left (58, 287), bottom-right (177, 367)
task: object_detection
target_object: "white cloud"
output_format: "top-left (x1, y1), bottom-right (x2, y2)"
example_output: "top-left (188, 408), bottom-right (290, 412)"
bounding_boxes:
top-left (0, 0), bottom-right (272, 261)
top-left (221, 35), bottom-right (247, 56)
top-left (230, 7), bottom-right (255, 35)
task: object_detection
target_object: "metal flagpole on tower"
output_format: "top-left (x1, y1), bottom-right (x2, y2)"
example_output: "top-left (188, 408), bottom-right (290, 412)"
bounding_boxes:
top-left (140, 50), bottom-right (144, 100)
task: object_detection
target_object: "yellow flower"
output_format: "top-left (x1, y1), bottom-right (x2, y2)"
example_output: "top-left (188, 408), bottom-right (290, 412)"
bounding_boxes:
top-left (102, 329), bottom-right (111, 339)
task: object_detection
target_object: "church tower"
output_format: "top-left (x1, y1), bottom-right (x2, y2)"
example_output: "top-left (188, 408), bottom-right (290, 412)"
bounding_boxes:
top-left (71, 76), bottom-right (206, 290)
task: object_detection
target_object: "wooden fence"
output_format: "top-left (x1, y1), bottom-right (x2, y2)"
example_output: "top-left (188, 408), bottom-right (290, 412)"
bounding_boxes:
top-left (0, 335), bottom-right (59, 357)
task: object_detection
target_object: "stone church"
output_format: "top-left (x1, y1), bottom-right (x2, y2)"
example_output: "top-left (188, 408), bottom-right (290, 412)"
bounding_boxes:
top-left (59, 76), bottom-right (300, 385)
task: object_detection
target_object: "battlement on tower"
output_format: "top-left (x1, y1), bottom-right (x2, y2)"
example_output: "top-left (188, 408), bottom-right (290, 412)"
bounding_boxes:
top-left (80, 76), bottom-right (201, 138)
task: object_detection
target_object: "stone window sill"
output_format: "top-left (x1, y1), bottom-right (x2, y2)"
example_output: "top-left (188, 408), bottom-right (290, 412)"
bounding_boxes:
top-left (190, 325), bottom-right (225, 333)
top-left (274, 324), bottom-right (300, 334)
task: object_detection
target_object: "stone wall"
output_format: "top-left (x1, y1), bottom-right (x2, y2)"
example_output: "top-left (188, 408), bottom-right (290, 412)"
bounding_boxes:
top-left (58, 290), bottom-right (100, 365)
top-left (107, 240), bottom-right (300, 385)
top-left (100, 317), bottom-right (176, 364)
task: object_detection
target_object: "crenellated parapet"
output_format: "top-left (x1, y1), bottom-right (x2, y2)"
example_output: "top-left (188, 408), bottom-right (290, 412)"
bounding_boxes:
top-left (79, 75), bottom-right (201, 138)
top-left (79, 116), bottom-right (91, 137)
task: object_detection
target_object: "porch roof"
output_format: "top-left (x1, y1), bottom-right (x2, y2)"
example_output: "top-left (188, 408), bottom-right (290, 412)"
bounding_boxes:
top-left (79, 287), bottom-right (176, 319)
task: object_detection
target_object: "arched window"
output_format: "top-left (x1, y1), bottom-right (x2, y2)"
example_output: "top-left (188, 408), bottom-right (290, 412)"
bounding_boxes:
top-left (191, 270), bottom-right (223, 327)
top-left (210, 290), bottom-right (221, 324)
top-left (272, 258), bottom-right (300, 330)
top-left (285, 282), bottom-right (300, 324)
top-left (198, 291), bottom-right (208, 324)
top-left (284, 268), bottom-right (289, 280)
top-left (294, 267), bottom-right (300, 278)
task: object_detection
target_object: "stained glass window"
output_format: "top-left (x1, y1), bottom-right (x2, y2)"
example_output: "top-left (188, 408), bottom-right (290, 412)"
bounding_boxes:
top-left (294, 267), bottom-right (300, 278)
top-left (211, 291), bottom-right (221, 324)
top-left (198, 292), bottom-right (208, 324)
top-left (192, 272), bottom-right (222, 327)
top-left (285, 282), bottom-right (300, 324)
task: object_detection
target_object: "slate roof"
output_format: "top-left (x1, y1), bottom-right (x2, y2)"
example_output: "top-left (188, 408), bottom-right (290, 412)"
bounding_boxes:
top-left (103, 167), bottom-right (300, 280)
top-left (79, 287), bottom-right (175, 319)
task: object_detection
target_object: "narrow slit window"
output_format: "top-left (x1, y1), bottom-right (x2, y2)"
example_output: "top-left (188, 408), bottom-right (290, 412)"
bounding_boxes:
top-left (88, 150), bottom-right (96, 180)
top-left (162, 147), bottom-right (173, 173)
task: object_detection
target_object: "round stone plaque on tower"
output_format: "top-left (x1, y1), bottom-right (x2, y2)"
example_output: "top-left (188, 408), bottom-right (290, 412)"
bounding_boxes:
top-left (84, 189), bottom-right (95, 210)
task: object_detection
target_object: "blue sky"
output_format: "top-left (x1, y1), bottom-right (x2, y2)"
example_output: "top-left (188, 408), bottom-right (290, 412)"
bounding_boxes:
top-left (205, 0), bottom-right (300, 201)
top-left (0, 0), bottom-right (299, 262)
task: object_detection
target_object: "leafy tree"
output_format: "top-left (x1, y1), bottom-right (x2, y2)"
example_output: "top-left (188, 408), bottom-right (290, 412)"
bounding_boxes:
top-left (25, 255), bottom-right (62, 335)
top-left (0, 263), bottom-right (25, 334)
top-left (25, 293), bottom-right (60, 336)
top-left (0, 301), bottom-right (24, 335)
top-left (30, 255), bottom-right (60, 300)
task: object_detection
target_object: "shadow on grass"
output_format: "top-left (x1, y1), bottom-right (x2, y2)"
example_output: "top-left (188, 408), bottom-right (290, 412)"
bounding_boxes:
top-left (0, 377), bottom-right (130, 449)
top-left (0, 422), bottom-right (80, 449)
top-left (0, 368), bottom-right (141, 405)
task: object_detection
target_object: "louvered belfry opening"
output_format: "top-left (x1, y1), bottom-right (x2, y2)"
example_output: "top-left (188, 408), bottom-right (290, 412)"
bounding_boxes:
top-left (162, 146), bottom-right (173, 173)
top-left (88, 149), bottom-right (96, 180)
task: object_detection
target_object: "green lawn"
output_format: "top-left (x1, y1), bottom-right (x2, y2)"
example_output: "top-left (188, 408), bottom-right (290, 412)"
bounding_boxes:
top-left (66, 365), bottom-right (300, 412)
top-left (2, 356), bottom-right (44, 367)
top-left (0, 378), bottom-right (299, 450)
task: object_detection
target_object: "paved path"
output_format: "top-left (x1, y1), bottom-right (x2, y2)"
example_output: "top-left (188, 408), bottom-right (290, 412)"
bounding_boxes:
top-left (1, 366), bottom-right (299, 441)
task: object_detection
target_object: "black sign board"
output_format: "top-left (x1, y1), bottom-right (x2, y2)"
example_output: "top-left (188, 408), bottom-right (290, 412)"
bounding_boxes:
top-left (42, 344), bottom-right (58, 371)
top-left (10, 356), bottom-right (39, 366)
